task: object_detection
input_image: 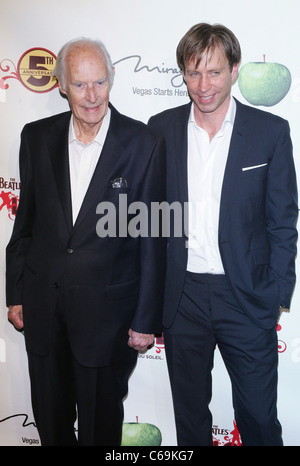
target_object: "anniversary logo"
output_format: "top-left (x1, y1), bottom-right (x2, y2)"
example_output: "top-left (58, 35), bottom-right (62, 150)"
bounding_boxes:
top-left (0, 48), bottom-right (58, 93)
top-left (17, 48), bottom-right (58, 93)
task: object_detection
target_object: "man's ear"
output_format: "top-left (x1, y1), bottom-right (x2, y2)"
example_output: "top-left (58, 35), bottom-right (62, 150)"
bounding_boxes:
top-left (231, 63), bottom-right (239, 85)
top-left (58, 79), bottom-right (67, 96)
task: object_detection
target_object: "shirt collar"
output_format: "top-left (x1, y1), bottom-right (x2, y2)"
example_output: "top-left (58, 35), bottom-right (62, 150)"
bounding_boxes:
top-left (189, 96), bottom-right (236, 132)
top-left (68, 107), bottom-right (111, 147)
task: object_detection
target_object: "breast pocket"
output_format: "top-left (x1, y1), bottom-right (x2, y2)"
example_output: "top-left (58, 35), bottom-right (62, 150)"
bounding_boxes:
top-left (241, 162), bottom-right (268, 176)
top-left (105, 186), bottom-right (130, 202)
top-left (240, 163), bottom-right (268, 199)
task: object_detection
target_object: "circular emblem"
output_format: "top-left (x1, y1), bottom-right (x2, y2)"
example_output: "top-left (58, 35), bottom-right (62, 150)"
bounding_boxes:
top-left (17, 48), bottom-right (58, 93)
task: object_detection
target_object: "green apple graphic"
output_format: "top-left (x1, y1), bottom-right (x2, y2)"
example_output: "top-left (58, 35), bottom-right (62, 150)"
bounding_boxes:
top-left (238, 56), bottom-right (291, 107)
top-left (121, 417), bottom-right (162, 446)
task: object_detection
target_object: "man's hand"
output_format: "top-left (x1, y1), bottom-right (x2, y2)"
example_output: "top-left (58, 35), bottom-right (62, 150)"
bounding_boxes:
top-left (8, 305), bottom-right (24, 330)
top-left (128, 328), bottom-right (154, 351)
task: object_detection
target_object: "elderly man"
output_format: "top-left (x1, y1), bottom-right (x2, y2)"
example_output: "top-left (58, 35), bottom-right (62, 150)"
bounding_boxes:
top-left (6, 38), bottom-right (166, 446)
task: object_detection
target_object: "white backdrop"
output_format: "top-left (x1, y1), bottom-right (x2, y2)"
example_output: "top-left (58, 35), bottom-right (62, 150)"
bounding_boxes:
top-left (1, 0), bottom-right (300, 446)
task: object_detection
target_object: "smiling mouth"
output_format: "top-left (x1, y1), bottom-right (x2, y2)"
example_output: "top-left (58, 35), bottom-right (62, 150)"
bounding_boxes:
top-left (84, 105), bottom-right (101, 112)
top-left (199, 95), bottom-right (214, 102)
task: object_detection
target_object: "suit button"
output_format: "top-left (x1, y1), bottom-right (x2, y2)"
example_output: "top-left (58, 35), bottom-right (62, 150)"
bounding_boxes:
top-left (67, 248), bottom-right (74, 254)
top-left (53, 282), bottom-right (60, 289)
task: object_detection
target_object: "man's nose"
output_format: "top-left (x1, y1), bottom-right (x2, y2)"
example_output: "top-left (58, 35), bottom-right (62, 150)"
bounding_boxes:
top-left (198, 75), bottom-right (211, 93)
top-left (85, 83), bottom-right (97, 102)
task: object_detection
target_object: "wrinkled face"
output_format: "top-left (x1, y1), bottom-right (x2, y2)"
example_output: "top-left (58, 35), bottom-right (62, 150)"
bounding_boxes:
top-left (183, 45), bottom-right (238, 121)
top-left (59, 45), bottom-right (111, 134)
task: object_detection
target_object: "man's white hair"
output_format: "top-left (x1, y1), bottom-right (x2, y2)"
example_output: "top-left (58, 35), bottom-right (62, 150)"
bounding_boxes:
top-left (52, 37), bottom-right (115, 89)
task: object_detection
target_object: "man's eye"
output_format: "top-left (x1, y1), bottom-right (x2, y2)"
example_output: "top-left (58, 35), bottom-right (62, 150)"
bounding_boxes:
top-left (73, 82), bottom-right (86, 90)
top-left (185, 72), bottom-right (198, 80)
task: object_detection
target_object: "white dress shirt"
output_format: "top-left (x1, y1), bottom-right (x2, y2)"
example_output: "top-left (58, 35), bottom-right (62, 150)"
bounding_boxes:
top-left (68, 108), bottom-right (111, 224)
top-left (187, 97), bottom-right (236, 274)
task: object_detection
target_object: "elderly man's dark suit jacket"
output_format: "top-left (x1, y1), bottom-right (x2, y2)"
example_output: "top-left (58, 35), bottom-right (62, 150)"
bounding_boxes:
top-left (149, 98), bottom-right (298, 330)
top-left (6, 104), bottom-right (166, 367)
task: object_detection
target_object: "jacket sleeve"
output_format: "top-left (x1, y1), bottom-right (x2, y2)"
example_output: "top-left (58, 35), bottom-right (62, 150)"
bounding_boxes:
top-left (266, 120), bottom-right (298, 308)
top-left (6, 126), bottom-right (36, 305)
top-left (129, 135), bottom-right (167, 334)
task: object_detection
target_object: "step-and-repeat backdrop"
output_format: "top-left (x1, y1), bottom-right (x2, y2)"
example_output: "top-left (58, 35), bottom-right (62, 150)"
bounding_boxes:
top-left (1, 0), bottom-right (300, 447)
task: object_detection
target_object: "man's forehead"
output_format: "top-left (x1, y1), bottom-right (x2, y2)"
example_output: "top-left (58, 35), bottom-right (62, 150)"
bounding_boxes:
top-left (68, 43), bottom-right (102, 57)
top-left (66, 46), bottom-right (107, 74)
top-left (67, 45), bottom-right (105, 63)
top-left (187, 46), bottom-right (228, 70)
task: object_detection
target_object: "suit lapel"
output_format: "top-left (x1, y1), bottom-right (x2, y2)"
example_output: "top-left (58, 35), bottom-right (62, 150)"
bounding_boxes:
top-left (72, 105), bottom-right (120, 231)
top-left (219, 99), bottom-right (247, 232)
top-left (49, 112), bottom-right (73, 232)
top-left (174, 103), bottom-right (191, 205)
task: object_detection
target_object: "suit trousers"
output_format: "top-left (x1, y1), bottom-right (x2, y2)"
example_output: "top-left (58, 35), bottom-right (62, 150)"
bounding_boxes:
top-left (26, 290), bottom-right (137, 446)
top-left (164, 272), bottom-right (283, 446)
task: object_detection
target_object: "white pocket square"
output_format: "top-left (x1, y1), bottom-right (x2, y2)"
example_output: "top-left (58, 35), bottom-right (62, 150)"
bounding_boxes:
top-left (242, 163), bottom-right (267, 172)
